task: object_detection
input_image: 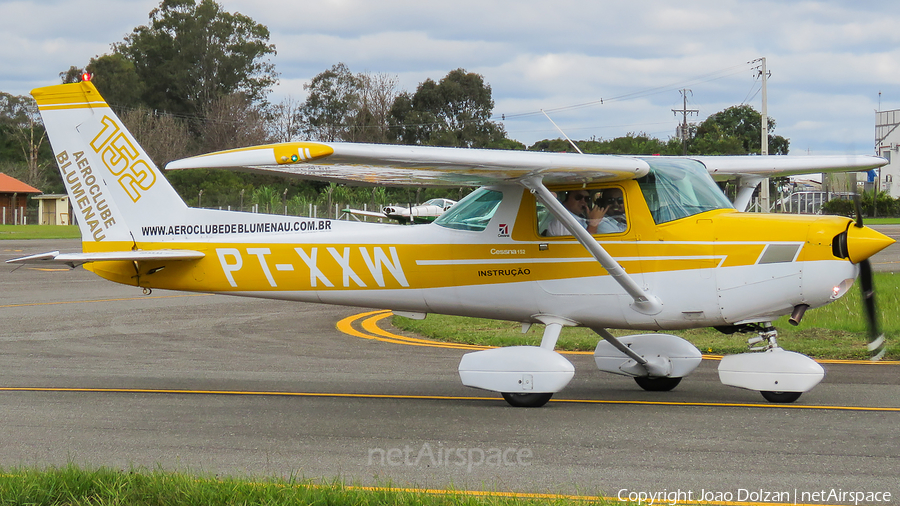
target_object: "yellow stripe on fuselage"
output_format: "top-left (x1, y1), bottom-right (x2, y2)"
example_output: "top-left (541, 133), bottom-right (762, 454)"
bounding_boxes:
top-left (81, 235), bottom-right (843, 294)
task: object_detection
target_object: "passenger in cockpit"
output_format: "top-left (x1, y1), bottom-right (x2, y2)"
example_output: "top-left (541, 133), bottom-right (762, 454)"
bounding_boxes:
top-left (544, 190), bottom-right (607, 236)
top-left (595, 188), bottom-right (627, 233)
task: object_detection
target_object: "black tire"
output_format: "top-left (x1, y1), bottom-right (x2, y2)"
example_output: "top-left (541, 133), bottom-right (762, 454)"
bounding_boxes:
top-left (501, 392), bottom-right (553, 408)
top-left (761, 391), bottom-right (802, 403)
top-left (634, 376), bottom-right (682, 392)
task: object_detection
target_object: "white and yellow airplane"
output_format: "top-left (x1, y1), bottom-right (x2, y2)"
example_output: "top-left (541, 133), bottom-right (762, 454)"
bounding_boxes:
top-left (9, 79), bottom-right (894, 407)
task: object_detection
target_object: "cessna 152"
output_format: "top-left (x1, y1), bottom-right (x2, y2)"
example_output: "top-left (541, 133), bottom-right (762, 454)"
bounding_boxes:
top-left (9, 80), bottom-right (893, 407)
top-left (344, 197), bottom-right (457, 224)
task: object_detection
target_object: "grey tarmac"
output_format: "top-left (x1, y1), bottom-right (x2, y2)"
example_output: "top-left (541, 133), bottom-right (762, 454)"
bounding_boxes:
top-left (1, 238), bottom-right (898, 499)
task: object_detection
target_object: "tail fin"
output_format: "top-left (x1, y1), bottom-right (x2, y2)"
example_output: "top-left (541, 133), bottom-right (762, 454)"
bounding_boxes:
top-left (32, 81), bottom-right (188, 246)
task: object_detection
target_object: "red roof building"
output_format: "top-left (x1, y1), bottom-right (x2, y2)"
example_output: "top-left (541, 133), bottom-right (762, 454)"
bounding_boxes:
top-left (0, 173), bottom-right (41, 225)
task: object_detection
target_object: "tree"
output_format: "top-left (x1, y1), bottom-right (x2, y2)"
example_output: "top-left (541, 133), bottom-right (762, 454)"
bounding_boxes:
top-left (389, 68), bottom-right (507, 148)
top-left (198, 92), bottom-right (269, 152)
top-left (691, 104), bottom-right (789, 155)
top-left (528, 133), bottom-right (679, 155)
top-left (60, 55), bottom-right (146, 115)
top-left (119, 107), bottom-right (192, 167)
top-left (269, 95), bottom-right (304, 143)
top-left (0, 92), bottom-right (53, 189)
top-left (300, 63), bottom-right (360, 142)
top-left (348, 71), bottom-right (399, 143)
top-left (114, 0), bottom-right (278, 118)
top-left (85, 54), bottom-right (146, 112)
top-left (298, 65), bottom-right (400, 143)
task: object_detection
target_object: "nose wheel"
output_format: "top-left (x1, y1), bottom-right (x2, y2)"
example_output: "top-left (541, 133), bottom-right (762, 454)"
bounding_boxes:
top-left (501, 392), bottom-right (553, 408)
top-left (760, 391), bottom-right (802, 403)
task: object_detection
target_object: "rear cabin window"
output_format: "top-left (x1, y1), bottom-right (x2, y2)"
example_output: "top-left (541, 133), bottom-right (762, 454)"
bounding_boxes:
top-left (538, 187), bottom-right (628, 236)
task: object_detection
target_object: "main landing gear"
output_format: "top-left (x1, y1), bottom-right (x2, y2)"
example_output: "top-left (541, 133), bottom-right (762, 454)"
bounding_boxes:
top-left (593, 330), bottom-right (702, 395)
top-left (633, 376), bottom-right (682, 392)
top-left (458, 317), bottom-right (576, 408)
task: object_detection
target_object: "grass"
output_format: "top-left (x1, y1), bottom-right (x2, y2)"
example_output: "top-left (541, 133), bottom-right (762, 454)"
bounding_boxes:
top-left (394, 272), bottom-right (900, 360)
top-left (859, 217), bottom-right (900, 225)
top-left (0, 224), bottom-right (81, 240)
top-left (0, 464), bottom-right (628, 506)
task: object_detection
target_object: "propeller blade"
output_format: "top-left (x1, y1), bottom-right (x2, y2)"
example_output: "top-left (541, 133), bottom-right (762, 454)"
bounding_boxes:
top-left (854, 193), bottom-right (864, 228)
top-left (858, 259), bottom-right (886, 360)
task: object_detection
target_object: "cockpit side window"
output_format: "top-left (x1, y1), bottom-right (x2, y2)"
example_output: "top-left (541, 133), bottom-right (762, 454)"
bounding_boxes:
top-left (434, 188), bottom-right (502, 231)
top-left (538, 187), bottom-right (628, 237)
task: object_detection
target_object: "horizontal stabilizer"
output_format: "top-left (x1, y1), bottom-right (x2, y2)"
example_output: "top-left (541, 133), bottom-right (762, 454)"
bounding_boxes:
top-left (7, 249), bottom-right (205, 268)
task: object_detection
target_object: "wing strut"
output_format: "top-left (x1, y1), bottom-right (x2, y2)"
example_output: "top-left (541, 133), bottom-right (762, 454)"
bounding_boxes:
top-left (733, 175), bottom-right (765, 212)
top-left (521, 177), bottom-right (662, 315)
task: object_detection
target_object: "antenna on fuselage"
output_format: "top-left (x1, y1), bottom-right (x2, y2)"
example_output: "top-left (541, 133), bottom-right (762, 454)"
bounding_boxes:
top-left (541, 110), bottom-right (583, 154)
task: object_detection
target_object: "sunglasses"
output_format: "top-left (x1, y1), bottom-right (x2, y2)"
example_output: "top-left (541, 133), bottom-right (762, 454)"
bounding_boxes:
top-left (572, 194), bottom-right (591, 201)
top-left (605, 197), bottom-right (624, 205)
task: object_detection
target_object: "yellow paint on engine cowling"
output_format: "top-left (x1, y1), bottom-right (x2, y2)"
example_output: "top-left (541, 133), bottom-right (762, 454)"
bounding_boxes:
top-left (846, 224), bottom-right (895, 263)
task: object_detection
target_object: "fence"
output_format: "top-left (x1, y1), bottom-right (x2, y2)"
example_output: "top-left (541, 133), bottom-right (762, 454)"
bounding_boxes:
top-left (1, 206), bottom-right (34, 225)
top-left (747, 191), bottom-right (856, 215)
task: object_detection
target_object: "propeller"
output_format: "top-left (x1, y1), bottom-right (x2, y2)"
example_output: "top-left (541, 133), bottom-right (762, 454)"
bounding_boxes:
top-left (854, 196), bottom-right (886, 361)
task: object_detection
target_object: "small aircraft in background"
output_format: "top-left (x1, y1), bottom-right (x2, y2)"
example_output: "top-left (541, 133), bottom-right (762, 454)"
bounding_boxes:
top-left (344, 198), bottom-right (457, 224)
top-left (9, 79), bottom-right (893, 407)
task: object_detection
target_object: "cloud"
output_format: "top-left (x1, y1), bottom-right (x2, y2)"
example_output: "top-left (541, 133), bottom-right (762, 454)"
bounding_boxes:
top-left (2, 0), bottom-right (899, 152)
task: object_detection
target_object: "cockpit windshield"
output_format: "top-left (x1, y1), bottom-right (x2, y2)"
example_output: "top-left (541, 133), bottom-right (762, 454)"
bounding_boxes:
top-left (434, 188), bottom-right (502, 231)
top-left (637, 158), bottom-right (733, 224)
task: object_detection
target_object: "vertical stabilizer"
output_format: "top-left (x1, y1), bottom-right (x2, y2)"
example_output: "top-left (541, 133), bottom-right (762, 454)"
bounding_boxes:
top-left (31, 81), bottom-right (188, 246)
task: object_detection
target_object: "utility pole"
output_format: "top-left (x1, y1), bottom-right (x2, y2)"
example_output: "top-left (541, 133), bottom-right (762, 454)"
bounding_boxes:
top-left (760, 58), bottom-right (768, 156)
top-left (751, 57), bottom-right (771, 211)
top-left (672, 89), bottom-right (699, 155)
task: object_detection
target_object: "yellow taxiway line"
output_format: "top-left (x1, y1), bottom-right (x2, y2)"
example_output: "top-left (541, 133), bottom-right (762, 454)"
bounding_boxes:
top-left (3, 386), bottom-right (898, 412)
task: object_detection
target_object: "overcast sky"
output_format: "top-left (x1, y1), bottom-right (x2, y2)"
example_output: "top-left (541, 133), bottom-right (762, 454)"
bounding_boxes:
top-left (2, 0), bottom-right (898, 154)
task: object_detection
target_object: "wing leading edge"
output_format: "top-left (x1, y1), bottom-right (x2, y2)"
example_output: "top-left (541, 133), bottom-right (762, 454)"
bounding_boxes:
top-left (165, 141), bottom-right (888, 187)
top-left (693, 154), bottom-right (887, 180)
top-left (165, 141), bottom-right (651, 186)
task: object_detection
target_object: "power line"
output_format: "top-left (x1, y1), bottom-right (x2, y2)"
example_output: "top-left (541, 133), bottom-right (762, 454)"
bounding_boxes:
top-left (497, 61), bottom-right (754, 121)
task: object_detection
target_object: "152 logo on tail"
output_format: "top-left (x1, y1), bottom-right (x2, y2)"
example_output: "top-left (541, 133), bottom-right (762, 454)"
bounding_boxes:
top-left (90, 116), bottom-right (156, 202)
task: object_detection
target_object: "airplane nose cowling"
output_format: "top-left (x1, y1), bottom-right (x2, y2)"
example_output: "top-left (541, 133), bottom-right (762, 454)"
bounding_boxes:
top-left (846, 225), bottom-right (895, 264)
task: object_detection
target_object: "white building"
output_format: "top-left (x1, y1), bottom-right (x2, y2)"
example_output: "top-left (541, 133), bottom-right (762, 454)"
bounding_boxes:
top-left (876, 109), bottom-right (900, 197)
